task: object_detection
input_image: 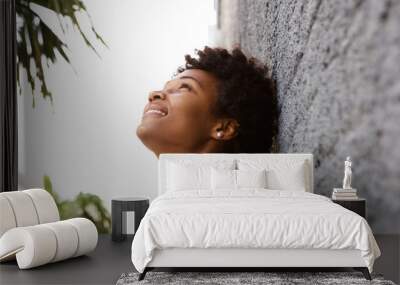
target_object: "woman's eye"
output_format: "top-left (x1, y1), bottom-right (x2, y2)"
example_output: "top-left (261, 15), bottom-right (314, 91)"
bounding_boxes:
top-left (179, 83), bottom-right (191, 91)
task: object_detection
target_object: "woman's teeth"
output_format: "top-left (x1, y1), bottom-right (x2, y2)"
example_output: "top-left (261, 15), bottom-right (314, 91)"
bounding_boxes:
top-left (146, 109), bottom-right (166, 116)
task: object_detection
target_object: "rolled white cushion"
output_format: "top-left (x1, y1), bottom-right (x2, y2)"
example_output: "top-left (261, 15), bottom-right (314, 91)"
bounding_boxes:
top-left (0, 191), bottom-right (39, 227)
top-left (42, 221), bottom-right (79, 262)
top-left (23, 189), bottom-right (59, 223)
top-left (0, 196), bottom-right (17, 237)
top-left (65, 218), bottom-right (98, 257)
top-left (0, 226), bottom-right (57, 269)
top-left (0, 218), bottom-right (98, 269)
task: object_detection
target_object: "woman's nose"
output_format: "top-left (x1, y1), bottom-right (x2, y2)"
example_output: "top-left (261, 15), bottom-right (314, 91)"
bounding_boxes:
top-left (148, 91), bottom-right (166, 102)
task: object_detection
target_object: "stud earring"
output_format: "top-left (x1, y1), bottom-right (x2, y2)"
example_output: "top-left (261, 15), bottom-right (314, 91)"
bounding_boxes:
top-left (217, 131), bottom-right (223, 138)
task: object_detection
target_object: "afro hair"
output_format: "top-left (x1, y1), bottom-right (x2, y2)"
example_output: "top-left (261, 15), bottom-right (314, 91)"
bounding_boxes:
top-left (175, 46), bottom-right (278, 153)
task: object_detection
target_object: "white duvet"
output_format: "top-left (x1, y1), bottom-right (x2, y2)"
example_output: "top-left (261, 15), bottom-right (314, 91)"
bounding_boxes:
top-left (131, 190), bottom-right (380, 273)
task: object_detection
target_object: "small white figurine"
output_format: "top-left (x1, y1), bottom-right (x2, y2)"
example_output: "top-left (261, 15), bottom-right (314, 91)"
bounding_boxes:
top-left (342, 156), bottom-right (352, 189)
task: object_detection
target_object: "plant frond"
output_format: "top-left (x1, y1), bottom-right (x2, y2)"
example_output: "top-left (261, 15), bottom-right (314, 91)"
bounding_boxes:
top-left (16, 0), bottom-right (108, 105)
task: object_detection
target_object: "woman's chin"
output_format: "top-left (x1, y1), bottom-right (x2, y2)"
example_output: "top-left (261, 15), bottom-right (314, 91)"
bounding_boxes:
top-left (136, 125), bottom-right (164, 157)
top-left (136, 124), bottom-right (158, 145)
top-left (136, 123), bottom-right (148, 140)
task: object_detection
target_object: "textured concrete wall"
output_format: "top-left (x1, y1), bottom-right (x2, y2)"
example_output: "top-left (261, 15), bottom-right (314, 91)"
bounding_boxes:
top-left (220, 0), bottom-right (400, 233)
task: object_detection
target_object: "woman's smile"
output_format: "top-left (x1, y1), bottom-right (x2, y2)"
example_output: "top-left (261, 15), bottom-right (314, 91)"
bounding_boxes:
top-left (144, 110), bottom-right (166, 116)
top-left (142, 102), bottom-right (169, 118)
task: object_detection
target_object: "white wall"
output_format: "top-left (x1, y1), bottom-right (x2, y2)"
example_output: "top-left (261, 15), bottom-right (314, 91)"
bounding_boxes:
top-left (18, 0), bottom-right (216, 210)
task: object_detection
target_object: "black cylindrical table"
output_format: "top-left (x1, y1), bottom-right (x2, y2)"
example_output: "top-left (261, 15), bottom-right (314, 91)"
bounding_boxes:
top-left (111, 197), bottom-right (149, 242)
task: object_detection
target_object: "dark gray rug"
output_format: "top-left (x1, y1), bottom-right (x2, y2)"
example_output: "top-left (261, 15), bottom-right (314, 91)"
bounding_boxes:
top-left (116, 271), bottom-right (396, 285)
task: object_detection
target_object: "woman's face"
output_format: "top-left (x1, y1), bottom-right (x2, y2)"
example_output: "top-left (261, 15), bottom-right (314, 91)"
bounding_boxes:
top-left (136, 69), bottom-right (223, 157)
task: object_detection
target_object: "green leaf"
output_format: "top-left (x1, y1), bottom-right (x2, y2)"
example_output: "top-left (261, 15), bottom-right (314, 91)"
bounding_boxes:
top-left (16, 0), bottom-right (107, 106)
top-left (43, 174), bottom-right (60, 204)
top-left (43, 175), bottom-right (111, 234)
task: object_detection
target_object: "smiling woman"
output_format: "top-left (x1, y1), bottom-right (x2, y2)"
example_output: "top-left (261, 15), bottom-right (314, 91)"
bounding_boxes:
top-left (136, 46), bottom-right (278, 157)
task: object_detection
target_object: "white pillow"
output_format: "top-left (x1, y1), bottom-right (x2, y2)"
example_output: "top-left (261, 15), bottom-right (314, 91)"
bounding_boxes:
top-left (211, 168), bottom-right (236, 190)
top-left (166, 160), bottom-right (235, 191)
top-left (211, 168), bottom-right (268, 190)
top-left (237, 158), bottom-right (308, 191)
top-left (236, 169), bottom-right (267, 188)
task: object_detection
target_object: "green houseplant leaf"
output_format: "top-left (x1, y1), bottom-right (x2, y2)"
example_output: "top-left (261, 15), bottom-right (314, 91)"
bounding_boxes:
top-left (43, 175), bottom-right (111, 234)
top-left (16, 0), bottom-right (107, 106)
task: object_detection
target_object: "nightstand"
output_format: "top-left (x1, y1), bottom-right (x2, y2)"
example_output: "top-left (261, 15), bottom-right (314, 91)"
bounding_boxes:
top-left (332, 198), bottom-right (366, 218)
top-left (111, 197), bottom-right (149, 241)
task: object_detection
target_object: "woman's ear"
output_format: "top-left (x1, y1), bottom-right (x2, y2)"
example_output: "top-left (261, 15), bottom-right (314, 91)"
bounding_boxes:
top-left (211, 118), bottom-right (240, 141)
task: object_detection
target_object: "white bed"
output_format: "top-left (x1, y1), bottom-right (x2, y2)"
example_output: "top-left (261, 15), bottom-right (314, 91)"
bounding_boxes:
top-left (131, 153), bottom-right (380, 280)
